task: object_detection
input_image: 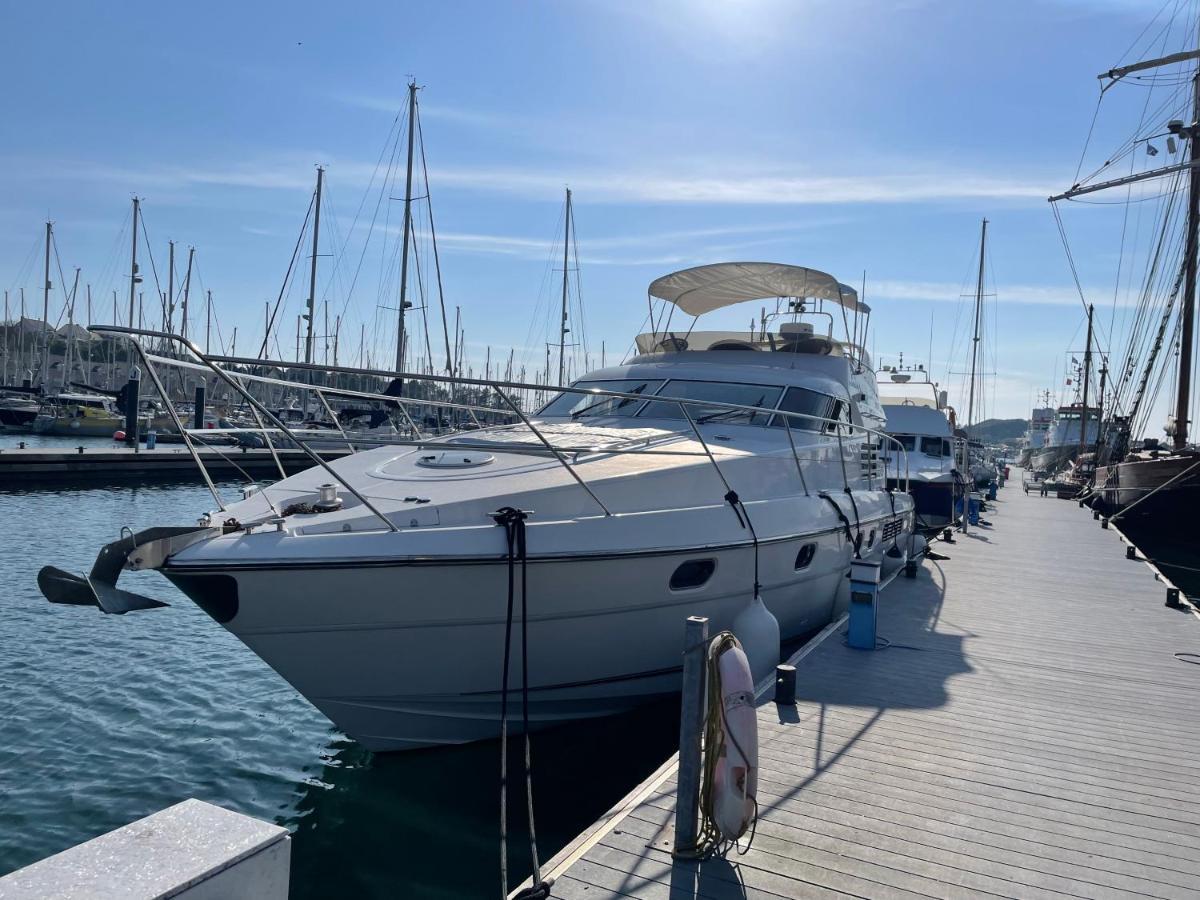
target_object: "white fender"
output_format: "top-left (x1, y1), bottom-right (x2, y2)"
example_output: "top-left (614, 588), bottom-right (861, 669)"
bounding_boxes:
top-left (711, 642), bottom-right (758, 841)
top-left (730, 591), bottom-right (779, 685)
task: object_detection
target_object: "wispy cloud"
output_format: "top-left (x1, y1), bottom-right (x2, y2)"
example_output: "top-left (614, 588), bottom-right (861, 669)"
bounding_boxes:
top-left (428, 165), bottom-right (1053, 205)
top-left (12, 149), bottom-right (1054, 208)
top-left (433, 219), bottom-right (850, 266)
top-left (870, 278), bottom-right (1108, 308)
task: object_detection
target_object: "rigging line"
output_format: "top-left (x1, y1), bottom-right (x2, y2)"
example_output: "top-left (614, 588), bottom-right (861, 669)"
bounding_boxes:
top-left (1113, 0), bottom-right (1182, 73)
top-left (341, 111), bottom-right (406, 338)
top-left (410, 224), bottom-right (435, 371)
top-left (569, 199), bottom-right (588, 371)
top-left (137, 212), bottom-right (165, 308)
top-left (415, 107), bottom-right (455, 377)
top-left (1074, 88), bottom-right (1106, 185)
top-left (259, 192), bottom-right (314, 359)
top-left (1052, 203), bottom-right (1099, 320)
top-left (51, 232), bottom-right (71, 329)
top-left (518, 203), bottom-right (565, 374)
top-left (5, 232), bottom-right (42, 297)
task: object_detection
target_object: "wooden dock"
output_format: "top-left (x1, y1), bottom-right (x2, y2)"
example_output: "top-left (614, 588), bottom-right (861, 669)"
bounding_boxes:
top-left (537, 479), bottom-right (1200, 898)
top-left (0, 445), bottom-right (353, 487)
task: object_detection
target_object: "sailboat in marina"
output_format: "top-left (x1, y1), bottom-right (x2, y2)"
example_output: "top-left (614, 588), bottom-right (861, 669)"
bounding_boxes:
top-left (1050, 33), bottom-right (1200, 527)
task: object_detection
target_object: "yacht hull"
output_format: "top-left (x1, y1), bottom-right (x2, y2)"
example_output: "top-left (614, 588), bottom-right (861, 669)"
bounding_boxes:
top-left (164, 515), bottom-right (907, 751)
top-left (1093, 452), bottom-right (1200, 526)
top-left (889, 477), bottom-right (954, 534)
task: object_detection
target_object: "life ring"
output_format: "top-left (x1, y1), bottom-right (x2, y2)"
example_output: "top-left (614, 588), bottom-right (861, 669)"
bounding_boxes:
top-left (708, 637), bottom-right (758, 842)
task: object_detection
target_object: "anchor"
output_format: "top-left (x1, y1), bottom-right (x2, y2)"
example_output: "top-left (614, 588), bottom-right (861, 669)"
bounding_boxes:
top-left (38, 525), bottom-right (222, 614)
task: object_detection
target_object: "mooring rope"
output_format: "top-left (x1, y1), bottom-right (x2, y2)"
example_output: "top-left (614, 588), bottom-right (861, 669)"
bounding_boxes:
top-left (492, 506), bottom-right (551, 900)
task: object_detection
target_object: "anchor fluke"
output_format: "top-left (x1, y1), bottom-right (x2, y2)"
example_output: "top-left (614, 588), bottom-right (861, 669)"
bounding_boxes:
top-left (36, 525), bottom-right (219, 615)
top-left (37, 565), bottom-right (168, 614)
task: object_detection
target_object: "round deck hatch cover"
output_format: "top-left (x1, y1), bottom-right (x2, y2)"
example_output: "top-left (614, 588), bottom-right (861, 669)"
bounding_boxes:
top-left (416, 449), bottom-right (495, 469)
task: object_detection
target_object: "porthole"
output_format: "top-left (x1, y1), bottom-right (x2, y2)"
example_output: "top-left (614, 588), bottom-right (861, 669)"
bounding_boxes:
top-left (794, 543), bottom-right (817, 570)
top-left (867, 529), bottom-right (877, 548)
top-left (670, 559), bottom-right (716, 591)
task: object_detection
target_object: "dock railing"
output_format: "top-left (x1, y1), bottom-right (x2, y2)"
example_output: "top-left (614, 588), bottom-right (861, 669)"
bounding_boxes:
top-left (92, 326), bottom-right (911, 541)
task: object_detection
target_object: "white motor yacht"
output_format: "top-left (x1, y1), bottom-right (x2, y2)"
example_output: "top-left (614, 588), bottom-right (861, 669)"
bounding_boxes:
top-left (40, 263), bottom-right (915, 751)
top-left (877, 362), bottom-right (960, 534)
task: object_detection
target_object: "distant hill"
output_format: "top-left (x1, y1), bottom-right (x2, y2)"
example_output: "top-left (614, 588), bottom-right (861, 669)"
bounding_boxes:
top-left (969, 418), bottom-right (1028, 445)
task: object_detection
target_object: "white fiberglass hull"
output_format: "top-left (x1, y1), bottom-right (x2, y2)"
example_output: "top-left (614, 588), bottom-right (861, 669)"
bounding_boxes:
top-left (164, 498), bottom-right (910, 751)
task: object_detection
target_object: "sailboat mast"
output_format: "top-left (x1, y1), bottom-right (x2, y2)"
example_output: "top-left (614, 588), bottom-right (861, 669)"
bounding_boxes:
top-left (558, 187), bottom-right (572, 387)
top-left (966, 217), bottom-right (988, 431)
top-left (64, 267), bottom-right (79, 390)
top-left (128, 198), bottom-right (140, 332)
top-left (167, 240), bottom-right (175, 337)
top-left (40, 221), bottom-right (52, 389)
top-left (305, 166), bottom-right (324, 365)
top-left (1174, 66), bottom-right (1200, 449)
top-left (1080, 304), bottom-right (1094, 454)
top-left (181, 246), bottom-right (194, 342)
top-left (395, 80), bottom-right (418, 374)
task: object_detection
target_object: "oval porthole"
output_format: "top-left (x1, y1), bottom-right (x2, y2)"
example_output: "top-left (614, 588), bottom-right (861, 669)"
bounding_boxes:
top-left (794, 542), bottom-right (817, 570)
top-left (670, 559), bottom-right (716, 591)
top-left (867, 529), bottom-right (877, 549)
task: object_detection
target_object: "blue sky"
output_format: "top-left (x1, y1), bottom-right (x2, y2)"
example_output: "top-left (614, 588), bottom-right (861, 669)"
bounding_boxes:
top-left (0, 0), bottom-right (1185, 421)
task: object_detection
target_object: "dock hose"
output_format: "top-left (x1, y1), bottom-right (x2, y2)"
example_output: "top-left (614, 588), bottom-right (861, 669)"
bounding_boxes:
top-left (491, 507), bottom-right (552, 900)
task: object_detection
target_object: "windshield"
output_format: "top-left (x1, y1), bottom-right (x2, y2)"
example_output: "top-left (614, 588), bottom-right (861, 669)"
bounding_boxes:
top-left (921, 436), bottom-right (948, 457)
top-left (894, 434), bottom-right (916, 451)
top-left (538, 379), bottom-right (664, 419)
top-left (637, 380), bottom-right (782, 425)
top-left (769, 386), bottom-right (839, 432)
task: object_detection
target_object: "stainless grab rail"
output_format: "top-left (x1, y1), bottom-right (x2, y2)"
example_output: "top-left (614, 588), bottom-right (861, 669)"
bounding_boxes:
top-left (92, 326), bottom-right (911, 532)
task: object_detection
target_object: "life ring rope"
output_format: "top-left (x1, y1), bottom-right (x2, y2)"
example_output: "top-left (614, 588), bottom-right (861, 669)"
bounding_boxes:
top-left (687, 631), bottom-right (760, 858)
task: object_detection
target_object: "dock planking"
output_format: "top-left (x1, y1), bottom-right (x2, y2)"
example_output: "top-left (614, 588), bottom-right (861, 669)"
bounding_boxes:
top-left (536, 475), bottom-right (1200, 899)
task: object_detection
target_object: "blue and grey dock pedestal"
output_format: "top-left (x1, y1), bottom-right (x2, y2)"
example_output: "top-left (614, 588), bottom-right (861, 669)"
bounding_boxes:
top-left (846, 559), bottom-right (882, 650)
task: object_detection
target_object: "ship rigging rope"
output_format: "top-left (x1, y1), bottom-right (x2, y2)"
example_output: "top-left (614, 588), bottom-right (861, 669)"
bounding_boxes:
top-left (491, 507), bottom-right (550, 900)
top-left (259, 192), bottom-right (314, 359)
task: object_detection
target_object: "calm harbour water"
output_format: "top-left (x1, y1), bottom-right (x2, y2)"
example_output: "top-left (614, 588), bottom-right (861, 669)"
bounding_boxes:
top-left (0, 435), bottom-right (680, 898)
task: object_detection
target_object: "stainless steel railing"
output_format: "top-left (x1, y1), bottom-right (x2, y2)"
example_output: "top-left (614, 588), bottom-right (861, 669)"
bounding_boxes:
top-left (93, 326), bottom-right (911, 538)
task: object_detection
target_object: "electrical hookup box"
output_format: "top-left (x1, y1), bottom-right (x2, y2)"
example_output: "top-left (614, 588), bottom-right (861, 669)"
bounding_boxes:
top-left (847, 559), bottom-right (882, 650)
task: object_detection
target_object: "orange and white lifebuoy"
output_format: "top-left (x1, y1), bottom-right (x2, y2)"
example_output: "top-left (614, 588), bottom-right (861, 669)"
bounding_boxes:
top-left (710, 639), bottom-right (758, 841)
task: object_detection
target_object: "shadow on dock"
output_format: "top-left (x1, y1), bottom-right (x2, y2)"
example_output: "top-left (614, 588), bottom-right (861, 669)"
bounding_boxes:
top-left (763, 559), bottom-right (968, 814)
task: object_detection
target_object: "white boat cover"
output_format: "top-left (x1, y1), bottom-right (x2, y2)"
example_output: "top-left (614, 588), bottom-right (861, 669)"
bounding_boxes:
top-left (648, 262), bottom-right (867, 316)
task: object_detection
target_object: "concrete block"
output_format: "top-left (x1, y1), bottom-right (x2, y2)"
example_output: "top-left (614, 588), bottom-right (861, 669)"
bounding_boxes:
top-left (0, 798), bottom-right (290, 899)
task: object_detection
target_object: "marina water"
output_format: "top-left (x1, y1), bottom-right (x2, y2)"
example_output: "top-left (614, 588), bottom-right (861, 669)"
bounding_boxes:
top-left (0, 435), bottom-right (680, 898)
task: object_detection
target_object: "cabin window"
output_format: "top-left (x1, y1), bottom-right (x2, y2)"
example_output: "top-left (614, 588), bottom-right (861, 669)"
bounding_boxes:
top-left (826, 400), bottom-right (850, 434)
top-left (895, 434), bottom-right (916, 451)
top-left (794, 543), bottom-right (817, 570)
top-left (921, 437), bottom-right (945, 457)
top-left (768, 386), bottom-right (839, 432)
top-left (670, 559), bottom-right (716, 591)
top-left (539, 379), bottom-right (664, 419)
top-left (638, 380), bottom-right (782, 426)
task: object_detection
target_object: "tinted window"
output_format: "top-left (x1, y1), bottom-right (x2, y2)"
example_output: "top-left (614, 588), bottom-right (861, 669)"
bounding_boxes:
top-left (670, 559), bottom-right (716, 590)
top-left (539, 379), bottom-right (664, 419)
top-left (769, 386), bottom-right (838, 432)
top-left (921, 436), bottom-right (944, 457)
top-left (795, 543), bottom-right (817, 569)
top-left (638, 380), bottom-right (782, 426)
